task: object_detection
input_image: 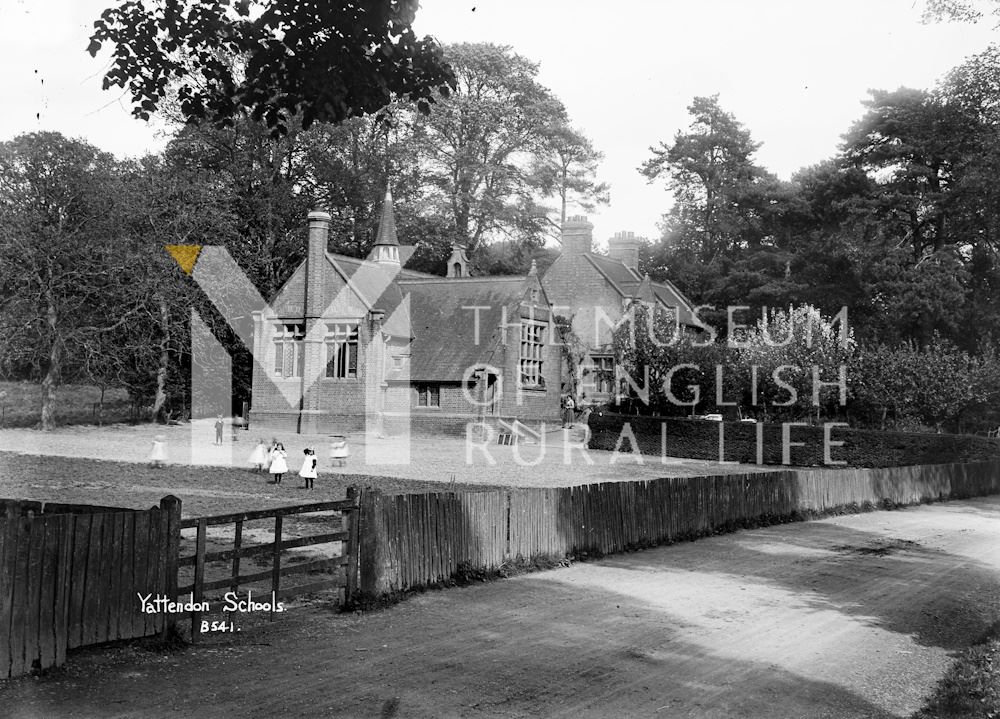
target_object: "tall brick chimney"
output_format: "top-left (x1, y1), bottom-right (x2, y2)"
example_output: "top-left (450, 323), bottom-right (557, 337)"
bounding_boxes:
top-left (560, 215), bottom-right (593, 254)
top-left (305, 210), bottom-right (330, 318)
top-left (608, 231), bottom-right (640, 271)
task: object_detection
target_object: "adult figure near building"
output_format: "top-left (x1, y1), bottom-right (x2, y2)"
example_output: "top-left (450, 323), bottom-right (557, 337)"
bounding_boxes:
top-left (562, 395), bottom-right (576, 428)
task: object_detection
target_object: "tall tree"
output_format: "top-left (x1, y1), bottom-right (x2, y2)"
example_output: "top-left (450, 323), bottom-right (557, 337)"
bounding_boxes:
top-left (530, 122), bottom-right (609, 230)
top-left (641, 95), bottom-right (777, 262)
top-left (413, 43), bottom-right (569, 254)
top-left (0, 133), bottom-right (138, 429)
top-left (164, 117), bottom-right (312, 297)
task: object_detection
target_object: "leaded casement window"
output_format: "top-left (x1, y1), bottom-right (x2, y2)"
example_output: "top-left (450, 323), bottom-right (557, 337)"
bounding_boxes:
top-left (592, 355), bottom-right (615, 394)
top-left (519, 321), bottom-right (545, 388)
top-left (273, 323), bottom-right (305, 378)
top-left (416, 384), bottom-right (440, 407)
top-left (325, 323), bottom-right (359, 379)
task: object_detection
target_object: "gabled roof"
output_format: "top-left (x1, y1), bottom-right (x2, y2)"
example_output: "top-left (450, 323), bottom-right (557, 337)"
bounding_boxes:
top-left (583, 253), bottom-right (641, 293)
top-left (397, 276), bottom-right (532, 382)
top-left (268, 250), bottom-right (436, 322)
top-left (548, 250), bottom-right (698, 326)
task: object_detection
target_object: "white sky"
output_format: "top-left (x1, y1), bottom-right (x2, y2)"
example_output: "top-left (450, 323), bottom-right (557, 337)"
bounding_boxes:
top-left (1, 0), bottom-right (996, 246)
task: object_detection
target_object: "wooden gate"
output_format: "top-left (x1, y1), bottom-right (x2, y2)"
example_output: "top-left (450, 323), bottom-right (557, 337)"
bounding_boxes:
top-left (0, 497), bottom-right (180, 679)
top-left (176, 491), bottom-right (360, 641)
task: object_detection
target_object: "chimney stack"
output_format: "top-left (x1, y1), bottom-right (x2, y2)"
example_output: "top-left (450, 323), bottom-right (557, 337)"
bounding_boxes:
top-left (608, 231), bottom-right (641, 271)
top-left (306, 210), bottom-right (330, 317)
top-left (560, 215), bottom-right (593, 255)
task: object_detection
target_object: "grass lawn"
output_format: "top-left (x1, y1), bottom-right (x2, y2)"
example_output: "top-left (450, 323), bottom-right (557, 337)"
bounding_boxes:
top-left (0, 450), bottom-right (506, 518)
top-left (0, 450), bottom-right (511, 607)
top-left (0, 380), bottom-right (131, 428)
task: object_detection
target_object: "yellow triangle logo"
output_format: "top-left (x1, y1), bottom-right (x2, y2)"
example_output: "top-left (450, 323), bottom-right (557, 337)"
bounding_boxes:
top-left (165, 245), bottom-right (202, 275)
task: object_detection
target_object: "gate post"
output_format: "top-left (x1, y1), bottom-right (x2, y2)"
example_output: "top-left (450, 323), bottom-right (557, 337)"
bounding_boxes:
top-left (359, 489), bottom-right (387, 597)
top-left (159, 495), bottom-right (181, 638)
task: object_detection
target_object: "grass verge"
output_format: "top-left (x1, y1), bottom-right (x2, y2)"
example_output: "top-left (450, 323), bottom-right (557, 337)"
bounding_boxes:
top-left (912, 623), bottom-right (1000, 719)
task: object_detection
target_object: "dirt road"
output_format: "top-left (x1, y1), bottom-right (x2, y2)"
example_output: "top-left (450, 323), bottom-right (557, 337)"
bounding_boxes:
top-left (5, 497), bottom-right (1000, 718)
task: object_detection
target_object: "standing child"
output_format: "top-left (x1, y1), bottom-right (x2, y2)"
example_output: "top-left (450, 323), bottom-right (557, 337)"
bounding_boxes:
top-left (329, 435), bottom-right (349, 467)
top-left (149, 435), bottom-right (167, 468)
top-left (248, 439), bottom-right (267, 472)
top-left (299, 448), bottom-right (318, 489)
top-left (268, 442), bottom-right (288, 484)
top-left (214, 415), bottom-right (225, 445)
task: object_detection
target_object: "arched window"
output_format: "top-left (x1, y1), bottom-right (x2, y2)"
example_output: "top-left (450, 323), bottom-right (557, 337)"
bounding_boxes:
top-left (453, 262), bottom-right (463, 277)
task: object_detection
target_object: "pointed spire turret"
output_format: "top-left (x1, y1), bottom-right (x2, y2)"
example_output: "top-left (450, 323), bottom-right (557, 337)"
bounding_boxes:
top-left (372, 187), bottom-right (400, 265)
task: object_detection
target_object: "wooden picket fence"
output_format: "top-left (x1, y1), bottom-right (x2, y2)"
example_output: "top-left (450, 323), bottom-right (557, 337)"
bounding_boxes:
top-left (358, 460), bottom-right (1000, 595)
top-left (0, 497), bottom-right (180, 679)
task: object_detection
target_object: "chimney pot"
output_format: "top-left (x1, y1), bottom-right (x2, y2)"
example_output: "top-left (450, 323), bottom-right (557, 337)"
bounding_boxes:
top-left (560, 215), bottom-right (594, 255)
top-left (607, 229), bottom-right (641, 271)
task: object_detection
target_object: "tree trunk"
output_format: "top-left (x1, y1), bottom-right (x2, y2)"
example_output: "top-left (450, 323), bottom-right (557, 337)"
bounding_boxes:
top-left (40, 303), bottom-right (61, 431)
top-left (97, 385), bottom-right (105, 426)
top-left (151, 296), bottom-right (170, 424)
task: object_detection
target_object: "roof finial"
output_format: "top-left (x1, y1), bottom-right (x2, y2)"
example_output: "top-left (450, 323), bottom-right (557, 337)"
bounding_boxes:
top-left (528, 259), bottom-right (538, 276)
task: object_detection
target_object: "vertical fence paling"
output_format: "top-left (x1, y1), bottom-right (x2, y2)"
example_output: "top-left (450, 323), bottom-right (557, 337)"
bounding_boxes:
top-left (357, 460), bottom-right (1000, 595)
top-left (0, 496), bottom-right (180, 679)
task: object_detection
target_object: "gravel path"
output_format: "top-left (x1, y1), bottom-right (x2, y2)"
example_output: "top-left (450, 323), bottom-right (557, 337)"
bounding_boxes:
top-left (5, 497), bottom-right (999, 718)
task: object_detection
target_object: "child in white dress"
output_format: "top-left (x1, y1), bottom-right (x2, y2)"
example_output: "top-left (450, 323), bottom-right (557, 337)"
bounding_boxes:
top-left (149, 435), bottom-right (167, 468)
top-left (248, 439), bottom-right (267, 472)
top-left (268, 443), bottom-right (288, 484)
top-left (329, 436), bottom-right (349, 467)
top-left (298, 448), bottom-right (318, 489)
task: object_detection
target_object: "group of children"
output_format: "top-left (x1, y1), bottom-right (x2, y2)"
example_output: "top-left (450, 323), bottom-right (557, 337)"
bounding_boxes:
top-left (148, 433), bottom-right (346, 491)
top-left (248, 439), bottom-right (319, 489)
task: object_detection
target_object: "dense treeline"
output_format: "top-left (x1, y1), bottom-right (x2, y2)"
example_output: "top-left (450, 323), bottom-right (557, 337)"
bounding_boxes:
top-left (639, 62), bottom-right (1000, 353)
top-left (614, 44), bottom-right (1000, 432)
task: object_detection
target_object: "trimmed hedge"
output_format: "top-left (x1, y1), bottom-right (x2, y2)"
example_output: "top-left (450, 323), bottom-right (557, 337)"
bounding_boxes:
top-left (588, 413), bottom-right (1000, 468)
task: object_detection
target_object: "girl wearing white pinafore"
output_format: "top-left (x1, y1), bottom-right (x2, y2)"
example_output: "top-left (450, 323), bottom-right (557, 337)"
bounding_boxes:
top-left (268, 443), bottom-right (289, 484)
top-left (298, 449), bottom-right (318, 489)
top-left (149, 436), bottom-right (167, 468)
top-left (248, 439), bottom-right (267, 472)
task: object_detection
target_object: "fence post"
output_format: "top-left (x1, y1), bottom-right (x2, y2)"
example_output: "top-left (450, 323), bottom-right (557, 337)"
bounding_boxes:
top-left (191, 518), bottom-right (206, 643)
top-left (345, 487), bottom-right (360, 605)
top-left (271, 515), bottom-right (282, 620)
top-left (359, 489), bottom-right (386, 596)
top-left (159, 495), bottom-right (181, 640)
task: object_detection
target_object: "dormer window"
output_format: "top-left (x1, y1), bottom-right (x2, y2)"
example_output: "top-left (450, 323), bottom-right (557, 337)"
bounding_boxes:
top-left (447, 244), bottom-right (470, 278)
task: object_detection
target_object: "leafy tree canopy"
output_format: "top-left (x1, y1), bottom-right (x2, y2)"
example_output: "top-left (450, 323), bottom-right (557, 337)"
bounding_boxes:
top-left (88, 0), bottom-right (456, 135)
